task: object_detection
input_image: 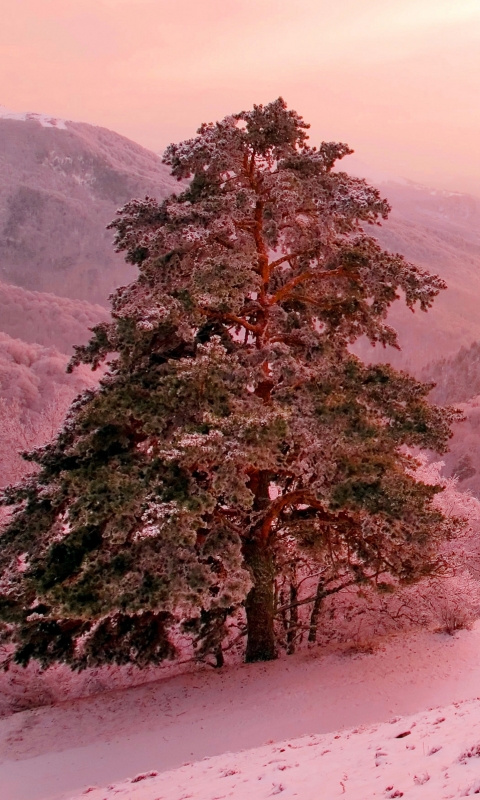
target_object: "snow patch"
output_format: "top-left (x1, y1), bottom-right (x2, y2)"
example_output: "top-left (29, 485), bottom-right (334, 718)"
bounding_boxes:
top-left (0, 104), bottom-right (68, 129)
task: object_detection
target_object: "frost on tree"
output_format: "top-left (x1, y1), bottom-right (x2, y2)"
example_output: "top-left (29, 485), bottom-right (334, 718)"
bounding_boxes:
top-left (0, 99), bottom-right (461, 666)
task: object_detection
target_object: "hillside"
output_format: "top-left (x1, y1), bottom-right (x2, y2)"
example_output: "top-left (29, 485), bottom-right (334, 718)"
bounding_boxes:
top-left (0, 330), bottom-right (101, 489)
top-left (409, 344), bottom-right (480, 497)
top-left (421, 341), bottom-right (480, 406)
top-left (70, 698), bottom-right (480, 799)
top-left (431, 396), bottom-right (480, 498)
top-left (0, 106), bottom-right (179, 304)
top-left (352, 180), bottom-right (480, 371)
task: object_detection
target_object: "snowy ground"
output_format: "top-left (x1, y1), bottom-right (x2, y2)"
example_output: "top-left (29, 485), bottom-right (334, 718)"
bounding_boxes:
top-left (3, 625), bottom-right (480, 800)
top-left (69, 698), bottom-right (480, 799)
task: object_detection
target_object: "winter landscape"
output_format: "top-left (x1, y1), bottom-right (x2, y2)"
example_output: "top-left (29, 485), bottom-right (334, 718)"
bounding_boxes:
top-left (3, 2), bottom-right (480, 799)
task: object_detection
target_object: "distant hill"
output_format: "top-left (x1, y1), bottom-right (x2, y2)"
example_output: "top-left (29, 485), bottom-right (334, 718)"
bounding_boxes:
top-left (375, 183), bottom-right (480, 369)
top-left (0, 107), bottom-right (179, 304)
top-left (414, 341), bottom-right (480, 498)
top-left (364, 186), bottom-right (480, 491)
top-left (0, 281), bottom-right (109, 353)
top-left (344, 171), bottom-right (480, 371)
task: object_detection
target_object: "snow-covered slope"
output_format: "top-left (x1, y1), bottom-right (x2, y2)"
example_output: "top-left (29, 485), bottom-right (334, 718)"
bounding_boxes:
top-left (68, 698), bottom-right (480, 799)
top-left (4, 625), bottom-right (480, 800)
top-left (0, 105), bottom-right (68, 130)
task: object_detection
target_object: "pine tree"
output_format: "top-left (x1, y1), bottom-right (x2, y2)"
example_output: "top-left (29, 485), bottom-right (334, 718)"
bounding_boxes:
top-left (0, 99), bottom-right (460, 666)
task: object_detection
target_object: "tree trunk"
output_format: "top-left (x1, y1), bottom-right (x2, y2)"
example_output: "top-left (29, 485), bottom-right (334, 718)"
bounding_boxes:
top-left (214, 647), bottom-right (224, 668)
top-left (308, 579), bottom-right (325, 643)
top-left (243, 469), bottom-right (277, 663)
top-left (243, 536), bottom-right (277, 662)
top-left (286, 575), bottom-right (298, 655)
top-left (278, 586), bottom-right (288, 631)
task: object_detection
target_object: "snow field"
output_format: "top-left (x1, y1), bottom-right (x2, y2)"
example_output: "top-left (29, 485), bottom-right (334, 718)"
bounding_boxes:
top-left (4, 625), bottom-right (480, 799)
top-left (70, 698), bottom-right (480, 800)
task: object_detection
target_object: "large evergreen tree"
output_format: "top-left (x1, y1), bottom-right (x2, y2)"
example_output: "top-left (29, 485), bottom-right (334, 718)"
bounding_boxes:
top-left (0, 99), bottom-right (459, 666)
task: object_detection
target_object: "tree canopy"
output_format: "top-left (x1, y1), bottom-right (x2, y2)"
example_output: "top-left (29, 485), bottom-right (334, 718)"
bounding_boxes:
top-left (0, 98), bottom-right (460, 666)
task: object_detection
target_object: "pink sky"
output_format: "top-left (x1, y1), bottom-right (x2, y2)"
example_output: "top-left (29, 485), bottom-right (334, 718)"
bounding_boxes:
top-left (2, 0), bottom-right (480, 193)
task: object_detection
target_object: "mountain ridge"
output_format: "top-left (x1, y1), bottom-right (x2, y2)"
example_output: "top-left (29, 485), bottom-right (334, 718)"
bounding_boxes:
top-left (0, 111), bottom-right (179, 304)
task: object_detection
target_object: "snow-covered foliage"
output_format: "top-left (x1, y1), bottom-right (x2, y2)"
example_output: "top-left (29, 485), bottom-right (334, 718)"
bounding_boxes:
top-left (0, 330), bottom-right (98, 414)
top-left (0, 98), bottom-right (461, 669)
top-left (419, 394), bottom-right (480, 500)
top-left (0, 391), bottom-right (74, 487)
top-left (0, 332), bottom-right (100, 528)
top-left (399, 340), bottom-right (480, 499)
top-left (0, 282), bottom-right (109, 354)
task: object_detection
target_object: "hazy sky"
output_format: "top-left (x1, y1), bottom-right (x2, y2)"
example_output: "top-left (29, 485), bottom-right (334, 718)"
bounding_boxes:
top-left (2, 0), bottom-right (480, 193)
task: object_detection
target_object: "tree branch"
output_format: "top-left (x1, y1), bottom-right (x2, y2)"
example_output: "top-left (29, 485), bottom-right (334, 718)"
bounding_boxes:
top-left (267, 252), bottom-right (311, 271)
top-left (269, 267), bottom-right (349, 305)
top-left (258, 488), bottom-right (357, 541)
top-left (268, 272), bottom-right (316, 305)
top-left (200, 307), bottom-right (259, 333)
top-left (275, 579), bottom-right (358, 615)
